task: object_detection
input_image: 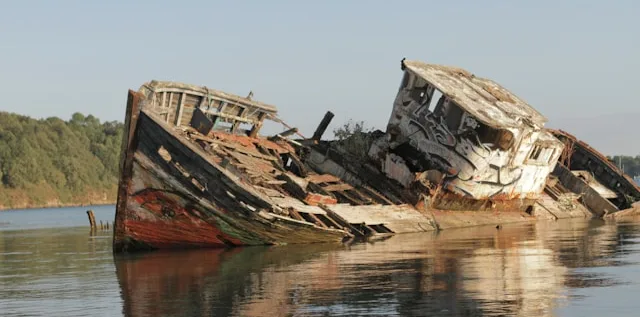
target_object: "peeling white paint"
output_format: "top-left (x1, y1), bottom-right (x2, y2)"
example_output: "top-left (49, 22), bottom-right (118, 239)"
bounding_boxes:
top-left (370, 60), bottom-right (565, 200)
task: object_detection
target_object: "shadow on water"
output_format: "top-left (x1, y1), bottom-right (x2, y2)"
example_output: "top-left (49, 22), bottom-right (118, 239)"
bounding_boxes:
top-left (111, 219), bottom-right (640, 317)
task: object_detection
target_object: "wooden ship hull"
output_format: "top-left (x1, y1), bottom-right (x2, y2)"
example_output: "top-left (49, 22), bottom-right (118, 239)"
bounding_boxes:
top-left (113, 60), bottom-right (640, 253)
top-left (113, 87), bottom-right (353, 252)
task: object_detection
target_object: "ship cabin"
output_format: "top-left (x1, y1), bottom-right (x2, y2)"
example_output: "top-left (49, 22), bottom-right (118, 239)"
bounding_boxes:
top-left (369, 59), bottom-right (565, 211)
top-left (139, 80), bottom-right (277, 138)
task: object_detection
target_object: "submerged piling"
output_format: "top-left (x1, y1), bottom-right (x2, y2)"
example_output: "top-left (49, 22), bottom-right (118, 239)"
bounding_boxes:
top-left (86, 210), bottom-right (97, 230)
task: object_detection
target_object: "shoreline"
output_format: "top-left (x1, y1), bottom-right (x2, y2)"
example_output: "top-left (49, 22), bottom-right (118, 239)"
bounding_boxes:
top-left (0, 201), bottom-right (116, 212)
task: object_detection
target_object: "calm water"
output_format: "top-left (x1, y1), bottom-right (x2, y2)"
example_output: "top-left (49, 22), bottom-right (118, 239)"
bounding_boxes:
top-left (2, 206), bottom-right (640, 316)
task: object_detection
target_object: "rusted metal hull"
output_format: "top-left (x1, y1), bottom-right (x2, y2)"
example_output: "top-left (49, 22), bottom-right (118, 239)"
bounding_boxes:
top-left (549, 129), bottom-right (640, 211)
top-left (113, 91), bottom-right (347, 253)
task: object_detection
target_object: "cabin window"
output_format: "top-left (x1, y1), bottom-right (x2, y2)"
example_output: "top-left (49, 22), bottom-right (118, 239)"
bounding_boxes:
top-left (429, 90), bottom-right (443, 110)
top-left (432, 98), bottom-right (463, 132)
top-left (475, 123), bottom-right (514, 150)
top-left (432, 94), bottom-right (448, 117)
top-left (410, 77), bottom-right (430, 104)
top-left (444, 102), bottom-right (464, 132)
top-left (530, 145), bottom-right (542, 160)
top-left (528, 144), bottom-right (555, 164)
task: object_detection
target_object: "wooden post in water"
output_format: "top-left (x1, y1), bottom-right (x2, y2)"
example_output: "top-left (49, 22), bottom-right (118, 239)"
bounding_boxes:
top-left (86, 210), bottom-right (97, 230)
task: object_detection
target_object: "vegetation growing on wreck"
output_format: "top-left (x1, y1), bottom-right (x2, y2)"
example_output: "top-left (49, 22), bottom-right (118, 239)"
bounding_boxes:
top-left (0, 112), bottom-right (124, 209)
top-left (331, 119), bottom-right (378, 161)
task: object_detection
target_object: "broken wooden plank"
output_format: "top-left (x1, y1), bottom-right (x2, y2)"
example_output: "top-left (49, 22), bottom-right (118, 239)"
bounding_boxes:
top-left (287, 208), bottom-right (305, 221)
top-left (189, 133), bottom-right (277, 162)
top-left (263, 180), bottom-right (287, 185)
top-left (306, 174), bottom-right (340, 184)
top-left (318, 204), bottom-right (366, 237)
top-left (249, 112), bottom-right (267, 138)
top-left (316, 213), bottom-right (344, 230)
top-left (323, 183), bottom-right (354, 192)
top-left (326, 204), bottom-right (435, 234)
top-left (308, 213), bottom-right (329, 228)
top-left (231, 108), bottom-right (247, 133)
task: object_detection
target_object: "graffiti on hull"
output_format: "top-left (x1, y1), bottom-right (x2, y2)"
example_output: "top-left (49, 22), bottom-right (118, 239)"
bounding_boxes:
top-left (375, 78), bottom-right (527, 199)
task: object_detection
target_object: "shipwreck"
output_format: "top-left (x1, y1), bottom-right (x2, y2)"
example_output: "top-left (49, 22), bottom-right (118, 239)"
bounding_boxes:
top-left (113, 59), bottom-right (640, 253)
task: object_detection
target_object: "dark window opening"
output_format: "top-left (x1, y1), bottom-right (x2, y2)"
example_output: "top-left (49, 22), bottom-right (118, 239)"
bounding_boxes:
top-left (444, 102), bottom-right (464, 132)
top-left (432, 95), bottom-right (447, 117)
top-left (530, 145), bottom-right (543, 160)
top-left (475, 124), bottom-right (514, 150)
top-left (410, 78), bottom-right (431, 105)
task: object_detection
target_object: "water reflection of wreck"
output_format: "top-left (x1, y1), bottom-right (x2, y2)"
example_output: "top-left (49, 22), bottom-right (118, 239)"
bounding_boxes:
top-left (114, 221), bottom-right (638, 317)
top-left (112, 58), bottom-right (640, 252)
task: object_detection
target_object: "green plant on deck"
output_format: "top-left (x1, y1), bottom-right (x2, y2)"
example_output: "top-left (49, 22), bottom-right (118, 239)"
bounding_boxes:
top-left (332, 119), bottom-right (375, 161)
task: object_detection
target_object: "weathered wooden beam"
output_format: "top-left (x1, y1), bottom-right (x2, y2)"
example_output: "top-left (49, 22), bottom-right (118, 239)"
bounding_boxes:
top-left (249, 113), bottom-right (267, 138)
top-left (262, 180), bottom-right (287, 185)
top-left (114, 90), bottom-right (143, 252)
top-left (175, 92), bottom-right (186, 126)
top-left (201, 109), bottom-right (260, 125)
top-left (280, 127), bottom-right (298, 137)
top-left (268, 115), bottom-right (308, 139)
top-left (287, 208), bottom-right (304, 221)
top-left (231, 108), bottom-right (247, 133)
top-left (355, 185), bottom-right (395, 205)
top-left (308, 212), bottom-right (329, 228)
top-left (267, 128), bottom-right (299, 142)
top-left (312, 111), bottom-right (334, 141)
top-left (323, 183), bottom-right (354, 192)
top-left (286, 151), bottom-right (308, 177)
top-left (166, 93), bottom-right (174, 123)
top-left (306, 174), bottom-right (340, 184)
top-left (316, 213), bottom-right (344, 230)
top-left (151, 87), bottom-right (277, 114)
top-left (318, 204), bottom-right (365, 237)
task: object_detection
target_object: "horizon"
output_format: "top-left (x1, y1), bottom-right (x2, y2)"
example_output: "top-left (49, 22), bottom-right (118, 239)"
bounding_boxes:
top-left (1, 1), bottom-right (638, 155)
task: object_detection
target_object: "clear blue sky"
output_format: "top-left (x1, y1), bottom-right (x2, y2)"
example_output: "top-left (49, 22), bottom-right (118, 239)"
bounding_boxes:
top-left (1, 1), bottom-right (638, 154)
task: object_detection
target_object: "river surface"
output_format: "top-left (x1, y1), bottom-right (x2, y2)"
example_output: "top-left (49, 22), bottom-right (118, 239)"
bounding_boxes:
top-left (2, 206), bottom-right (640, 316)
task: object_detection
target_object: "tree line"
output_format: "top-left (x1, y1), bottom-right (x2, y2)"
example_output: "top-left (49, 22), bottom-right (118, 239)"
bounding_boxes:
top-left (0, 111), bottom-right (124, 209)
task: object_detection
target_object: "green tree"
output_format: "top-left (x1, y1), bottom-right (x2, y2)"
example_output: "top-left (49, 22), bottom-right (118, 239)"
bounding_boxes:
top-left (0, 111), bottom-right (125, 209)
